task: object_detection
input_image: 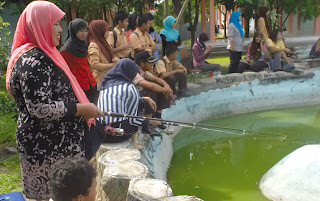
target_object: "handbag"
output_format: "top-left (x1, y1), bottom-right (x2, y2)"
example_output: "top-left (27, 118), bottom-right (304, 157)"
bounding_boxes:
top-left (84, 120), bottom-right (106, 160)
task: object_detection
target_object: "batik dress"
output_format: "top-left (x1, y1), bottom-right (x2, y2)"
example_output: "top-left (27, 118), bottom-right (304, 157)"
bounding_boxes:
top-left (10, 47), bottom-right (85, 199)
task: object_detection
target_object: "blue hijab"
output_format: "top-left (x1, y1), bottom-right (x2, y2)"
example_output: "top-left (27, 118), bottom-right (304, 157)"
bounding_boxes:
top-left (160, 16), bottom-right (180, 41)
top-left (229, 11), bottom-right (244, 39)
top-left (100, 59), bottom-right (140, 90)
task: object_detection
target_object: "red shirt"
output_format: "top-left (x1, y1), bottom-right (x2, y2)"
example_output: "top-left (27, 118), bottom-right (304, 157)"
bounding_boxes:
top-left (61, 51), bottom-right (96, 90)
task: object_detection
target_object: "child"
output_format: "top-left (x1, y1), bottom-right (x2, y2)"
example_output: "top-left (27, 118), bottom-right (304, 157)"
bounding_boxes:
top-left (134, 51), bottom-right (173, 127)
top-left (49, 157), bottom-right (96, 201)
top-left (107, 10), bottom-right (132, 59)
top-left (154, 45), bottom-right (187, 98)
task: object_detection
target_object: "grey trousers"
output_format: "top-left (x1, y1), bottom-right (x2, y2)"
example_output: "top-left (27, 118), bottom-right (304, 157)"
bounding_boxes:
top-left (196, 63), bottom-right (222, 72)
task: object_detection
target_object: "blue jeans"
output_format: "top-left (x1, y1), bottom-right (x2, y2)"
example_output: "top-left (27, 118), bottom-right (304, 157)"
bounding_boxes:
top-left (268, 52), bottom-right (281, 72)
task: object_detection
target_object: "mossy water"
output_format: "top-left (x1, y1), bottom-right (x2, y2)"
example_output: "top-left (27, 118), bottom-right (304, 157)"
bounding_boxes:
top-left (167, 105), bottom-right (320, 201)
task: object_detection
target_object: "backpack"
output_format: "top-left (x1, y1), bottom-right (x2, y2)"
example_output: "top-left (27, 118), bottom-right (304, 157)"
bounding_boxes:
top-left (112, 30), bottom-right (117, 48)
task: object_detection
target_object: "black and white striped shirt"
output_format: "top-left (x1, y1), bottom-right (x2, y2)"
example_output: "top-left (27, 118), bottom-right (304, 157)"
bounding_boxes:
top-left (97, 83), bottom-right (143, 126)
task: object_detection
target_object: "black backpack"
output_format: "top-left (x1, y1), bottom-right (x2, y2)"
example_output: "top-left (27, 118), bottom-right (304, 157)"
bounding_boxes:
top-left (112, 30), bottom-right (117, 48)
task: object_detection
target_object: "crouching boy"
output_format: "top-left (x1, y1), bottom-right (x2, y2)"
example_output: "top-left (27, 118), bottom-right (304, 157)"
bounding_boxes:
top-left (154, 45), bottom-right (188, 98)
top-left (134, 51), bottom-right (173, 126)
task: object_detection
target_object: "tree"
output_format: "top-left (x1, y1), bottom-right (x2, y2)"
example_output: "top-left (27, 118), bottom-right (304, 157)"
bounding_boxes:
top-left (0, 2), bottom-right (16, 115)
top-left (266, 0), bottom-right (320, 30)
top-left (237, 0), bottom-right (262, 38)
top-left (8, 0), bottom-right (158, 24)
top-left (0, 2), bottom-right (10, 73)
top-left (217, 0), bottom-right (236, 39)
top-left (186, 0), bottom-right (201, 48)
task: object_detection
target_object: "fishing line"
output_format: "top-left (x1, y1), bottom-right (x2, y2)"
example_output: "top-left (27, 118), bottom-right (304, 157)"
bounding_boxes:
top-left (103, 112), bottom-right (287, 140)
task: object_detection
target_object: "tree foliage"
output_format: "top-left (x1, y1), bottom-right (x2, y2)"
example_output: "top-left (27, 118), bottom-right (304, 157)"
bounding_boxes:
top-left (0, 2), bottom-right (10, 73)
top-left (0, 2), bottom-right (16, 116)
top-left (7, 0), bottom-right (158, 23)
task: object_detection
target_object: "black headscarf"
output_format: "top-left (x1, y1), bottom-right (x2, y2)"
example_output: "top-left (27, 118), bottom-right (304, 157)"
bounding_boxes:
top-left (100, 59), bottom-right (140, 90)
top-left (60, 18), bottom-right (88, 58)
top-left (196, 32), bottom-right (210, 50)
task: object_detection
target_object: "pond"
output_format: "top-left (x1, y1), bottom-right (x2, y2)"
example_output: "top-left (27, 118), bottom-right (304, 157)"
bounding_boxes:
top-left (167, 105), bottom-right (320, 201)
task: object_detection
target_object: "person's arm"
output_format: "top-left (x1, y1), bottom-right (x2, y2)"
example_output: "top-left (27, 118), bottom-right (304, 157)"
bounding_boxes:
top-left (192, 45), bottom-right (209, 63)
top-left (228, 25), bottom-right (236, 51)
top-left (149, 75), bottom-right (174, 99)
top-left (107, 31), bottom-right (132, 54)
top-left (126, 84), bottom-right (144, 126)
top-left (20, 53), bottom-right (103, 122)
top-left (246, 42), bottom-right (252, 61)
top-left (266, 40), bottom-right (290, 54)
top-left (261, 43), bottom-right (268, 56)
top-left (148, 33), bottom-right (157, 52)
top-left (160, 34), bottom-right (181, 46)
top-left (156, 32), bottom-right (161, 44)
top-left (88, 43), bottom-right (116, 71)
top-left (138, 79), bottom-right (168, 93)
top-left (172, 60), bottom-right (188, 75)
top-left (129, 32), bottom-right (143, 51)
top-left (157, 69), bottom-right (182, 79)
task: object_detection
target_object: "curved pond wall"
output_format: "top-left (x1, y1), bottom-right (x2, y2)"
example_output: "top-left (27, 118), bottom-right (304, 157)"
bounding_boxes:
top-left (148, 70), bottom-right (320, 181)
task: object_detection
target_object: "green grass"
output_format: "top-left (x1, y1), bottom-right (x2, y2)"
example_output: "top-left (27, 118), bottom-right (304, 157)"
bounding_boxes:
top-left (0, 113), bottom-right (17, 145)
top-left (0, 112), bottom-right (22, 194)
top-left (206, 56), bottom-right (230, 75)
top-left (0, 154), bottom-right (22, 194)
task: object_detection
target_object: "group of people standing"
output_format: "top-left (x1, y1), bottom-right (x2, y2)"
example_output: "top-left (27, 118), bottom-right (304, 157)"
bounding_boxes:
top-left (5, 1), bottom-right (194, 200)
top-left (227, 5), bottom-right (294, 74)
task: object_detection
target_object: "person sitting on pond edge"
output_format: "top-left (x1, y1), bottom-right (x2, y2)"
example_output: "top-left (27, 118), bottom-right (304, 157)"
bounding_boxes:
top-left (192, 32), bottom-right (222, 73)
top-left (154, 45), bottom-right (187, 98)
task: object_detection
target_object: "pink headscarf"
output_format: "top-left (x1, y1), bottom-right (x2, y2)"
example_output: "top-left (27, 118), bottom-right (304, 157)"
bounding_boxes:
top-left (6, 1), bottom-right (94, 125)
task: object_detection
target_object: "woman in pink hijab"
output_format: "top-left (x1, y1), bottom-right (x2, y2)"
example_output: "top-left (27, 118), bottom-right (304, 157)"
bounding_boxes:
top-left (6, 1), bottom-right (103, 200)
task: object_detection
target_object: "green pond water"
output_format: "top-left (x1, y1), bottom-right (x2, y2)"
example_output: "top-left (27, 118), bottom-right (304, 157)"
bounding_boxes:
top-left (167, 105), bottom-right (320, 201)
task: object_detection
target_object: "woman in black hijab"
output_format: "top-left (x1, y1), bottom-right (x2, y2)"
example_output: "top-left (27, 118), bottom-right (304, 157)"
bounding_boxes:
top-left (97, 59), bottom-right (157, 149)
top-left (60, 18), bottom-right (98, 104)
top-left (192, 32), bottom-right (222, 73)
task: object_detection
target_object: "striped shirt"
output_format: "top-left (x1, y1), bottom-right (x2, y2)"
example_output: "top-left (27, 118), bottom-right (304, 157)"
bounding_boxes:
top-left (97, 83), bottom-right (143, 126)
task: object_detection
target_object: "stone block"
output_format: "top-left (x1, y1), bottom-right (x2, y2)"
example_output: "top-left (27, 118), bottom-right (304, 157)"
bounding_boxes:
top-left (226, 73), bottom-right (245, 83)
top-left (292, 69), bottom-right (304, 75)
top-left (293, 63), bottom-right (310, 69)
top-left (243, 72), bottom-right (258, 81)
top-left (261, 72), bottom-right (278, 79)
top-left (304, 58), bottom-right (320, 68)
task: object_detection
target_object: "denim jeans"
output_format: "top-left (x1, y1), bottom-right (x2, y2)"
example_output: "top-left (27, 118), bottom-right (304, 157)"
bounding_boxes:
top-left (268, 52), bottom-right (281, 72)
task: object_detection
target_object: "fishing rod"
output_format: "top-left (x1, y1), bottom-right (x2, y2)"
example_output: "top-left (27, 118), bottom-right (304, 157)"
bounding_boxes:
top-left (103, 112), bottom-right (287, 138)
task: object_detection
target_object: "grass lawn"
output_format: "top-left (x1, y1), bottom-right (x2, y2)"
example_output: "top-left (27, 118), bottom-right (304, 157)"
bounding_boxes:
top-left (186, 56), bottom-right (230, 82)
top-left (0, 113), bottom-right (22, 194)
top-left (206, 56), bottom-right (230, 75)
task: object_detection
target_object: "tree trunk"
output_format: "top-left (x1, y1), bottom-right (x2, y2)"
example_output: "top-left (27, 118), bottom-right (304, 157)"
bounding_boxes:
top-left (101, 160), bottom-right (149, 201)
top-left (189, 0), bottom-right (200, 49)
top-left (172, 0), bottom-right (182, 18)
top-left (188, 0), bottom-right (194, 49)
top-left (224, 16), bottom-right (227, 39)
top-left (95, 141), bottom-right (137, 201)
top-left (280, 11), bottom-right (292, 31)
top-left (245, 17), bottom-right (250, 38)
top-left (127, 177), bottom-right (173, 201)
top-left (163, 0), bottom-right (169, 19)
